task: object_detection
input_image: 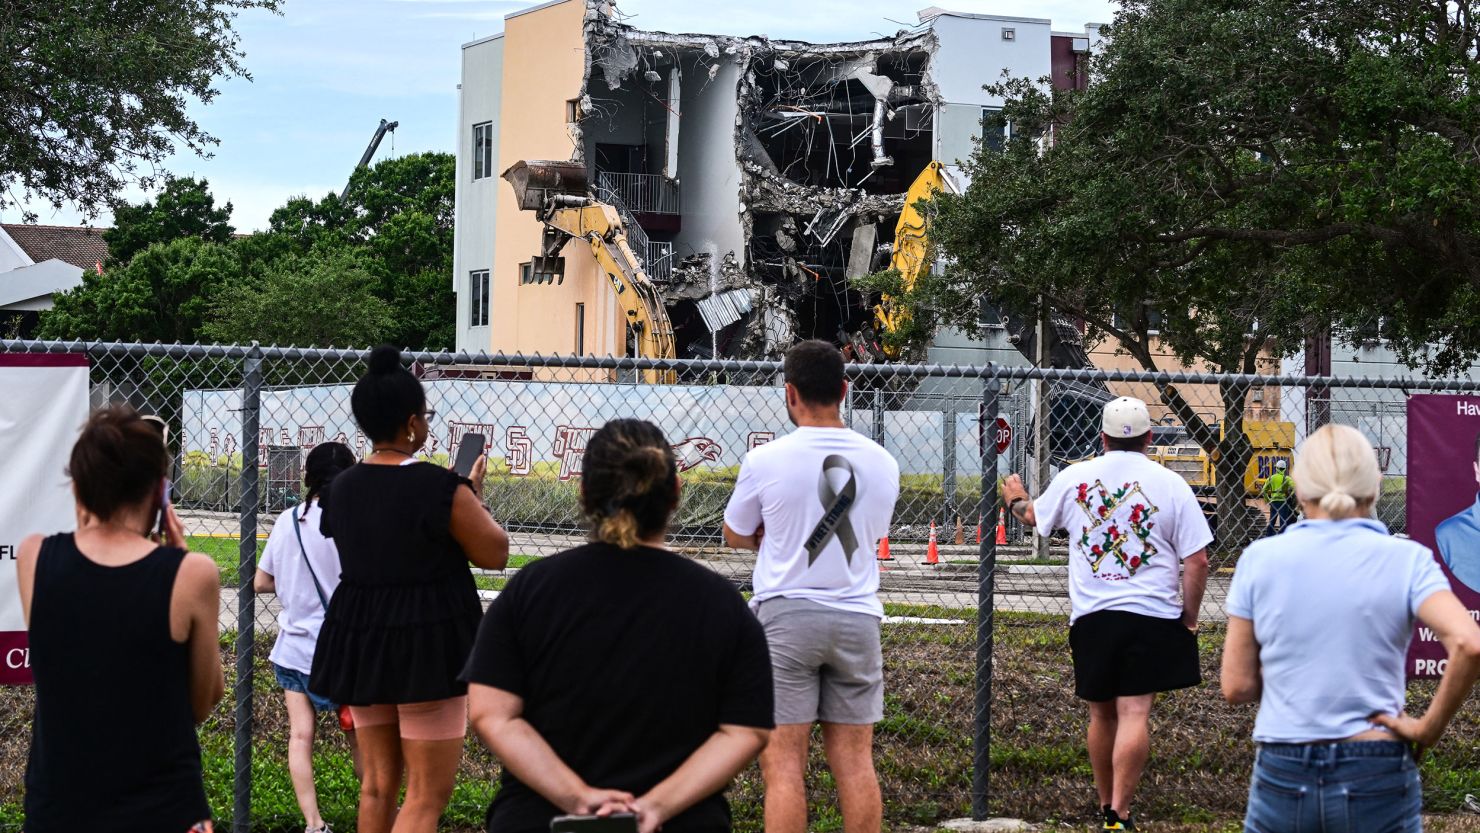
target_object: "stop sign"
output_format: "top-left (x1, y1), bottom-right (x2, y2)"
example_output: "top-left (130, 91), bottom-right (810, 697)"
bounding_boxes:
top-left (994, 417), bottom-right (1012, 453)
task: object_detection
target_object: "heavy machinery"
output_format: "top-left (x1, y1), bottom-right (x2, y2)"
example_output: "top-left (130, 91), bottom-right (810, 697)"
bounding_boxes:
top-left (1148, 419), bottom-right (1295, 498)
top-left (873, 160), bottom-right (947, 356)
top-left (502, 160), bottom-right (676, 384)
top-left (340, 119), bottom-right (398, 200)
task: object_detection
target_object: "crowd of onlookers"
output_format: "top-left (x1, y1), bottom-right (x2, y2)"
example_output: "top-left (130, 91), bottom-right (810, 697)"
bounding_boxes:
top-left (13, 340), bottom-right (1480, 833)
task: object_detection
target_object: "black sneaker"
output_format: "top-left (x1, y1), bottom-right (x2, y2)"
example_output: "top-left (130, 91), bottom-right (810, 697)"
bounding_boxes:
top-left (1103, 808), bottom-right (1135, 832)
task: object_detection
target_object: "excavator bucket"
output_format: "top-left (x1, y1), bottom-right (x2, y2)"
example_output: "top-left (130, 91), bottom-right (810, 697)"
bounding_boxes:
top-left (502, 160), bottom-right (590, 211)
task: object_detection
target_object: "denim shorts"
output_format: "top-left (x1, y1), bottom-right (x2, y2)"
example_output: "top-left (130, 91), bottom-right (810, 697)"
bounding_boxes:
top-left (1245, 741), bottom-right (1421, 833)
top-left (272, 663), bottom-right (337, 712)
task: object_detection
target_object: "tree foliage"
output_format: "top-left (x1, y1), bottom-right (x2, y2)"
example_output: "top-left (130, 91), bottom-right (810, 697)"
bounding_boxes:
top-left (105, 176), bottom-right (235, 266)
top-left (924, 0), bottom-right (1480, 376)
top-left (202, 250), bottom-right (394, 347)
top-left (0, 0), bottom-right (279, 220)
top-left (37, 152), bottom-right (457, 350)
top-left (892, 0), bottom-right (1480, 538)
top-left (38, 237), bottom-right (239, 343)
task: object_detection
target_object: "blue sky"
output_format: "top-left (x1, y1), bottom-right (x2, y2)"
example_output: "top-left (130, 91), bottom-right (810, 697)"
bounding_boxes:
top-left (6, 0), bottom-right (1116, 231)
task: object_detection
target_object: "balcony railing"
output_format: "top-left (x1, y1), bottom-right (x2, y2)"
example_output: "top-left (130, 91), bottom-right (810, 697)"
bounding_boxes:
top-left (596, 171), bottom-right (681, 215)
top-left (646, 241), bottom-right (674, 284)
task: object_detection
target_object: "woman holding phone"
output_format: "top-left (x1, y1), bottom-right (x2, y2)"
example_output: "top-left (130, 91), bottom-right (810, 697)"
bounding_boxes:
top-left (16, 405), bottom-right (225, 832)
top-left (311, 345), bottom-right (510, 833)
top-left (464, 419), bottom-right (774, 833)
top-left (255, 441), bottom-right (360, 833)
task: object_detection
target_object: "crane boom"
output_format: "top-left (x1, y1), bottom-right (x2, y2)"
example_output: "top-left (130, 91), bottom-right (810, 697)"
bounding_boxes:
top-left (340, 118), bottom-right (399, 200)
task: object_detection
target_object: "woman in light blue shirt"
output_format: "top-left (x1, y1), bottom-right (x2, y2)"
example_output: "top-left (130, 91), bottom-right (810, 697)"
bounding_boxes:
top-left (1222, 424), bottom-right (1480, 833)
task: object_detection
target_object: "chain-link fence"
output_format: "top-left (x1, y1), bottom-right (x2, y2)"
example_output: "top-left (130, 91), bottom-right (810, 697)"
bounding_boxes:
top-left (1, 339), bottom-right (1479, 831)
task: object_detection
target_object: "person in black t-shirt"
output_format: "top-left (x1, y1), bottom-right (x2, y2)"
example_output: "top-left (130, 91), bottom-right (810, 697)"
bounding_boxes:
top-left (463, 419), bottom-right (774, 833)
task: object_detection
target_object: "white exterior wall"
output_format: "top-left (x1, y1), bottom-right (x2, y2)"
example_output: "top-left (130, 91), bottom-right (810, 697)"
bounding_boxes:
top-left (929, 13), bottom-right (1053, 187)
top-left (0, 228), bottom-right (34, 274)
top-left (672, 55), bottom-right (746, 274)
top-left (922, 13), bottom-right (1054, 377)
top-left (454, 35), bottom-right (504, 354)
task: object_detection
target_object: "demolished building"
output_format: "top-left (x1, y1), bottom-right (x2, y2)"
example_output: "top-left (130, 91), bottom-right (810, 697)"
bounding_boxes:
top-left (453, 0), bottom-right (1101, 363)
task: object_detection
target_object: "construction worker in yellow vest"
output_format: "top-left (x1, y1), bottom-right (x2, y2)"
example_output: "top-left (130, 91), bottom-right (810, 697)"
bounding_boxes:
top-left (1261, 459), bottom-right (1296, 537)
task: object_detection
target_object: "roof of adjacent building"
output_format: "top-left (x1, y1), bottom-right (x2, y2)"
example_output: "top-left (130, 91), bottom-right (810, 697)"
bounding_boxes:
top-left (0, 224), bottom-right (109, 271)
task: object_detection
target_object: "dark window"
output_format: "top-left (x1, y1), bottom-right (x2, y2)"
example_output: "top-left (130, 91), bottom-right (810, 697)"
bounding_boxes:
top-left (574, 302), bottom-right (586, 355)
top-left (469, 270), bottom-right (490, 327)
top-left (472, 122), bottom-right (493, 180)
top-left (980, 108), bottom-right (1011, 152)
top-left (519, 262), bottom-right (533, 285)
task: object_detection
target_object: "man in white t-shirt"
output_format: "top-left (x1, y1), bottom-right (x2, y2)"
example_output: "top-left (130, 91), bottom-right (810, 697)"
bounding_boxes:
top-left (723, 340), bottom-right (900, 833)
top-left (1001, 396), bottom-right (1210, 833)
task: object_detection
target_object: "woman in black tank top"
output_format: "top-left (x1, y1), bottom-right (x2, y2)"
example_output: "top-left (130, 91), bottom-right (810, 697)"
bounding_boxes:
top-left (16, 406), bottom-right (225, 833)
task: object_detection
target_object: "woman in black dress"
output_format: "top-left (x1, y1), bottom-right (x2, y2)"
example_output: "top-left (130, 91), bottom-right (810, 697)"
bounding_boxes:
top-left (17, 405), bottom-right (225, 832)
top-left (312, 345), bottom-right (509, 833)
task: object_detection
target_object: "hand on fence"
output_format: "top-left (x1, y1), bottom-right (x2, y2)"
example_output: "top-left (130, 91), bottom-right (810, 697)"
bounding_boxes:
top-left (1001, 474), bottom-right (1029, 506)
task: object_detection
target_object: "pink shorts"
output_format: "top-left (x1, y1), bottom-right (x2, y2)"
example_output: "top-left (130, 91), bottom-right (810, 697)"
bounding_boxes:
top-left (348, 696), bottom-right (468, 741)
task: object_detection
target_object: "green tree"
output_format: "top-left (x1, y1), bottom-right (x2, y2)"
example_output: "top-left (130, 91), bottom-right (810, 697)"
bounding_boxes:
top-left (202, 251), bottom-right (394, 348)
top-left (899, 0), bottom-right (1480, 540)
top-left (0, 0), bottom-right (279, 220)
top-left (106, 176), bottom-right (235, 266)
top-left (246, 152), bottom-right (457, 349)
top-left (38, 237), bottom-right (239, 342)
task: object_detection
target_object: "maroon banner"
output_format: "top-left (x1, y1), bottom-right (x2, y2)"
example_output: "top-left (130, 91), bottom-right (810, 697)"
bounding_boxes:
top-left (1405, 394), bottom-right (1480, 678)
top-left (0, 632), bottom-right (29, 685)
top-left (0, 354), bottom-right (88, 367)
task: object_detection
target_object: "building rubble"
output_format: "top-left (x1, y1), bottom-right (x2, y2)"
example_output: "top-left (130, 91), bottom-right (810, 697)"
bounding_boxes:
top-left (569, 0), bottom-right (945, 359)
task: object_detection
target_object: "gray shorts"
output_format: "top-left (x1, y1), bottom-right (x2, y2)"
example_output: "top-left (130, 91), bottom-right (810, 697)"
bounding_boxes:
top-left (755, 597), bottom-right (884, 725)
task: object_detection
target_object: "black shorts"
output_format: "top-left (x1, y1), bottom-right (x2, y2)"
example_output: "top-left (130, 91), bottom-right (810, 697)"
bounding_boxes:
top-left (1068, 609), bottom-right (1200, 701)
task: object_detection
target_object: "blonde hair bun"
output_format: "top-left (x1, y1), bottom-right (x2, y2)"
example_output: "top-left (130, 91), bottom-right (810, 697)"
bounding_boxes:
top-left (1292, 425), bottom-right (1380, 520)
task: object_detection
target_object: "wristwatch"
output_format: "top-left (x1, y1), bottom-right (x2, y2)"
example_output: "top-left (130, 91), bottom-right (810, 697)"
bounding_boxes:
top-left (1008, 497), bottom-right (1028, 513)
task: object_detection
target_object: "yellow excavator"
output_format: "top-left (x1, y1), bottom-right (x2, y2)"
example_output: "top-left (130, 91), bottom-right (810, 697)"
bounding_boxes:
top-left (873, 160), bottom-right (948, 357)
top-left (502, 160), bottom-right (676, 384)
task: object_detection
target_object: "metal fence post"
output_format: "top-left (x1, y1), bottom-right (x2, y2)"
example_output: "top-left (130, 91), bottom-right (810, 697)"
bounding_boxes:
top-left (235, 343), bottom-right (262, 833)
top-left (973, 364), bottom-right (1000, 821)
top-left (943, 401), bottom-right (957, 526)
top-left (872, 388), bottom-right (885, 446)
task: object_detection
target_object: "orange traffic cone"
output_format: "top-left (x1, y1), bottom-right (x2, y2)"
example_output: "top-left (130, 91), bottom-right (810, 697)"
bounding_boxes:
top-left (954, 516), bottom-right (966, 546)
top-left (976, 514), bottom-right (983, 544)
top-left (925, 521), bottom-right (940, 566)
top-left (877, 535), bottom-right (892, 562)
top-left (995, 507), bottom-right (1008, 546)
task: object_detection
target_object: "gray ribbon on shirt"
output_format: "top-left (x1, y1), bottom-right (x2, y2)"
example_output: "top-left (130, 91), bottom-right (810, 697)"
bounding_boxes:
top-left (804, 455), bottom-right (860, 566)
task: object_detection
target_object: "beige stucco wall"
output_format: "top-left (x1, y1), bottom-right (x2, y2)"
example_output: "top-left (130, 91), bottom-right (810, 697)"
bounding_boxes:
top-left (1088, 335), bottom-right (1284, 424)
top-left (490, 0), bottom-right (620, 358)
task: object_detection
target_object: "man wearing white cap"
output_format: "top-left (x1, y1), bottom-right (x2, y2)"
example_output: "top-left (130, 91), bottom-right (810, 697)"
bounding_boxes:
top-left (1001, 396), bottom-right (1211, 832)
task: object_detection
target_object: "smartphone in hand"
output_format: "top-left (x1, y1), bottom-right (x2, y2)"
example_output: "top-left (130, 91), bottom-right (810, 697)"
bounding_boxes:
top-left (155, 478), bottom-right (173, 536)
top-left (550, 815), bottom-right (638, 833)
top-left (453, 434), bottom-right (487, 478)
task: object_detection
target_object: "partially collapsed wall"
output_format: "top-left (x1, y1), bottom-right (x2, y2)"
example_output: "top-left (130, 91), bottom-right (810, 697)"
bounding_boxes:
top-left (575, 1), bottom-right (942, 360)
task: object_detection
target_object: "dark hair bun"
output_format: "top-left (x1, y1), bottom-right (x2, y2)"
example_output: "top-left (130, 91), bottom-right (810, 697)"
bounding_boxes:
top-left (368, 345), bottom-right (403, 375)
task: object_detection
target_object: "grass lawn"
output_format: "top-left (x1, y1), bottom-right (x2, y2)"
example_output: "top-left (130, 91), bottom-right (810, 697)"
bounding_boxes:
top-left (2, 614), bottom-right (1477, 831)
top-left (188, 535), bottom-right (540, 588)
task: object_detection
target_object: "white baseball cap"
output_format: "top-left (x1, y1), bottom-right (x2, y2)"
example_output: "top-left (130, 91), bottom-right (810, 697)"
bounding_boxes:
top-left (1276, 459), bottom-right (1287, 469)
top-left (1102, 396), bottom-right (1151, 438)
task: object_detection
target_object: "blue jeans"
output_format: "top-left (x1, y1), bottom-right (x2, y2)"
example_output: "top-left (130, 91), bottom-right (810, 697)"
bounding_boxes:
top-left (1245, 741), bottom-right (1421, 833)
top-left (1264, 501), bottom-right (1296, 537)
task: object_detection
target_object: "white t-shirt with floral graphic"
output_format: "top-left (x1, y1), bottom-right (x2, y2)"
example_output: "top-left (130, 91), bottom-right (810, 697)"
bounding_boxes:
top-left (1033, 451), bottom-right (1213, 623)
